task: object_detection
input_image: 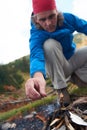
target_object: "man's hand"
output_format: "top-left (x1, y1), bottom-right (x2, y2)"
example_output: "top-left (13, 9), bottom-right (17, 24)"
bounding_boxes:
top-left (25, 72), bottom-right (47, 100)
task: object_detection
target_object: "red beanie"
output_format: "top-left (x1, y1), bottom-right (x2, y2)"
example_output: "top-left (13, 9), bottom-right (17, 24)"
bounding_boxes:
top-left (32, 0), bottom-right (57, 15)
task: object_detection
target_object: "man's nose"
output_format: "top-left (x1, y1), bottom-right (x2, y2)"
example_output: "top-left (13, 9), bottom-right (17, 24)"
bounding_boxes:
top-left (45, 19), bottom-right (51, 25)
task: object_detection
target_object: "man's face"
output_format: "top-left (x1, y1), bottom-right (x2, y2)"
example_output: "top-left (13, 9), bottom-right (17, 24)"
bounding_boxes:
top-left (35, 10), bottom-right (58, 32)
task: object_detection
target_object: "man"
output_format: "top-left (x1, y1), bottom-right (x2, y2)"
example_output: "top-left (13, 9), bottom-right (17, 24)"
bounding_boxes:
top-left (25, 0), bottom-right (87, 106)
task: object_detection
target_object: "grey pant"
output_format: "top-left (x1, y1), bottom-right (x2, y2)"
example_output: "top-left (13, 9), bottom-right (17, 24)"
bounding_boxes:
top-left (43, 39), bottom-right (87, 89)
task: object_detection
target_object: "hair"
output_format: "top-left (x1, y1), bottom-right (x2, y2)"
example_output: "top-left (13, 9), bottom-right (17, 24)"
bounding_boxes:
top-left (31, 11), bottom-right (64, 30)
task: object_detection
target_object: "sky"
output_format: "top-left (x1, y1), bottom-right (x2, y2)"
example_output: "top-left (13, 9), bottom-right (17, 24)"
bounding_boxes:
top-left (0, 0), bottom-right (87, 64)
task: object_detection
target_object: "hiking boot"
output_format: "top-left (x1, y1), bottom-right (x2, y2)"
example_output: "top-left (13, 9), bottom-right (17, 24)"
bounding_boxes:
top-left (70, 73), bottom-right (87, 87)
top-left (57, 88), bottom-right (71, 107)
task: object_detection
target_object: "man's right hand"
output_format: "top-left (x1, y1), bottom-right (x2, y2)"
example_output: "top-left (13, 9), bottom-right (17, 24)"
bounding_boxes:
top-left (25, 72), bottom-right (47, 100)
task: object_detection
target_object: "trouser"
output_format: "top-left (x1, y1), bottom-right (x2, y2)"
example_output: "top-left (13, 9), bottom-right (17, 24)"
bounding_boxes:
top-left (43, 39), bottom-right (87, 89)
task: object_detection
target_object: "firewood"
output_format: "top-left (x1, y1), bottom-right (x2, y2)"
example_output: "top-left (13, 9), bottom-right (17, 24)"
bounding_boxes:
top-left (85, 126), bottom-right (87, 130)
top-left (36, 114), bottom-right (46, 123)
top-left (82, 115), bottom-right (87, 122)
top-left (42, 96), bottom-right (87, 130)
top-left (55, 119), bottom-right (64, 129)
top-left (50, 118), bottom-right (61, 127)
top-left (72, 97), bottom-right (87, 105)
top-left (83, 110), bottom-right (87, 115)
top-left (72, 107), bottom-right (83, 117)
top-left (65, 115), bottom-right (75, 130)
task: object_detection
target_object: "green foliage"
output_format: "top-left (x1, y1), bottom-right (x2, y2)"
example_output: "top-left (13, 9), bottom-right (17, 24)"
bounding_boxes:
top-left (0, 65), bottom-right (10, 85)
top-left (0, 55), bottom-right (30, 91)
top-left (73, 33), bottom-right (87, 44)
top-left (13, 73), bottom-right (24, 84)
top-left (73, 33), bottom-right (82, 43)
top-left (14, 56), bottom-right (30, 73)
top-left (0, 65), bottom-right (23, 90)
top-left (0, 85), bottom-right (4, 92)
top-left (70, 87), bottom-right (87, 96)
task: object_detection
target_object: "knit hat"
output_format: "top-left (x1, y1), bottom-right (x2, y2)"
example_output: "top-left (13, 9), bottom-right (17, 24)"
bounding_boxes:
top-left (32, 0), bottom-right (57, 15)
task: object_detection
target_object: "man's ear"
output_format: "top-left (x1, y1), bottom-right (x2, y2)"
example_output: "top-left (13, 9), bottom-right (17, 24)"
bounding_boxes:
top-left (35, 16), bottom-right (39, 23)
top-left (32, 15), bottom-right (39, 24)
top-left (31, 15), bottom-right (42, 29)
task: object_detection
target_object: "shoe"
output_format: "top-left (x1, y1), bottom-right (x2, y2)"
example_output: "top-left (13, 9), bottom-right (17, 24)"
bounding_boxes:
top-left (70, 73), bottom-right (87, 87)
top-left (57, 88), bottom-right (70, 107)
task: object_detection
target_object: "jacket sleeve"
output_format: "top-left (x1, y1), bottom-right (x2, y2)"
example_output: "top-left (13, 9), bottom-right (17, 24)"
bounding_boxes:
top-left (29, 23), bottom-right (48, 77)
top-left (64, 13), bottom-right (87, 35)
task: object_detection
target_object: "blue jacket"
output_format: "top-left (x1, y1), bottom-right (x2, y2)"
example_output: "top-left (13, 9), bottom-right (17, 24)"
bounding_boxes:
top-left (29, 13), bottom-right (87, 77)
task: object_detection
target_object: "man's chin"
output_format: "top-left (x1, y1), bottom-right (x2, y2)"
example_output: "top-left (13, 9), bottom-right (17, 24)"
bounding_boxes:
top-left (46, 28), bottom-right (56, 32)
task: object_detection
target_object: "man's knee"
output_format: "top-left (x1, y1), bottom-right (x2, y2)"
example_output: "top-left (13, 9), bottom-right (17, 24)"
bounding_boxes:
top-left (43, 38), bottom-right (62, 52)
